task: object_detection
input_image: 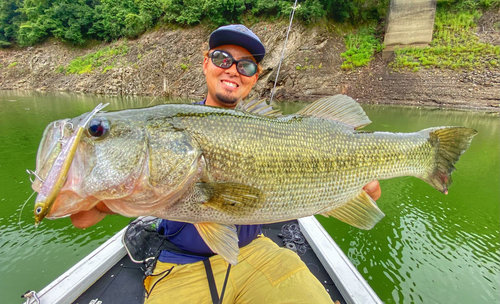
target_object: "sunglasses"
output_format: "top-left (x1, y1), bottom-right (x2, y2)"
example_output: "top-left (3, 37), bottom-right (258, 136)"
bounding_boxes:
top-left (209, 50), bottom-right (258, 77)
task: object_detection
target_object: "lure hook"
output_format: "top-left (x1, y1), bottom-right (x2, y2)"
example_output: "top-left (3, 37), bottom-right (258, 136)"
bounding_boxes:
top-left (21, 290), bottom-right (40, 304)
top-left (26, 169), bottom-right (44, 184)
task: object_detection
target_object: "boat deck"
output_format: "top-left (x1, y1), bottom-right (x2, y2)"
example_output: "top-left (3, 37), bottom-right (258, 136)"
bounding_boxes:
top-left (73, 220), bottom-right (346, 304)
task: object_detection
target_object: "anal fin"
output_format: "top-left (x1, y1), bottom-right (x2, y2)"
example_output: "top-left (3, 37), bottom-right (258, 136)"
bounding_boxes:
top-left (194, 222), bottom-right (239, 265)
top-left (322, 190), bottom-right (385, 230)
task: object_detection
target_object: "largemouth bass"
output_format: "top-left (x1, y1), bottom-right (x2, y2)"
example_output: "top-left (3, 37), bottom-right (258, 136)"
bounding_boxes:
top-left (31, 95), bottom-right (477, 264)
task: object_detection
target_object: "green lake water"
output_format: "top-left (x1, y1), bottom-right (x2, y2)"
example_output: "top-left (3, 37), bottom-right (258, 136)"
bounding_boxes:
top-left (0, 91), bottom-right (498, 304)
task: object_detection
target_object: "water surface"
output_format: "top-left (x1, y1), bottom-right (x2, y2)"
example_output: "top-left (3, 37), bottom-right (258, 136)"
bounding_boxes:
top-left (0, 91), bottom-right (498, 303)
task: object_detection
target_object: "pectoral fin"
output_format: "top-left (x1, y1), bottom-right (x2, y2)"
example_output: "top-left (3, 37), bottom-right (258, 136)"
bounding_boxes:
top-left (194, 222), bottom-right (239, 265)
top-left (198, 182), bottom-right (265, 216)
top-left (322, 190), bottom-right (385, 230)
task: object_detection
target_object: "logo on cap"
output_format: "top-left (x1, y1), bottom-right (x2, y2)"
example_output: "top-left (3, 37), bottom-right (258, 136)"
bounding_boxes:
top-left (234, 25), bottom-right (248, 33)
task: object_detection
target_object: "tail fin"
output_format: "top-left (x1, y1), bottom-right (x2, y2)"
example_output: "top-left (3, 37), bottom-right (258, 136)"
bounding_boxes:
top-left (420, 127), bottom-right (477, 194)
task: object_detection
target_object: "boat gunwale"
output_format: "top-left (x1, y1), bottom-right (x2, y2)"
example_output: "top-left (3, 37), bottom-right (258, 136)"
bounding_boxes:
top-left (24, 217), bottom-right (381, 304)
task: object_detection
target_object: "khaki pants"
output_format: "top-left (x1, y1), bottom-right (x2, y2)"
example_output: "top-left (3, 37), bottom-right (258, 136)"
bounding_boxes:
top-left (144, 235), bottom-right (334, 304)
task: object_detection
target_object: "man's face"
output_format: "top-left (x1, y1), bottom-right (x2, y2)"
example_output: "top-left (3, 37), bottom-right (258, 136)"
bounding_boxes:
top-left (203, 45), bottom-right (259, 108)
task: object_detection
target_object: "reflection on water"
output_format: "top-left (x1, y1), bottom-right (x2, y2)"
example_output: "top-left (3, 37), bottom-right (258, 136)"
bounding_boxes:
top-left (318, 105), bottom-right (499, 304)
top-left (0, 91), bottom-right (498, 304)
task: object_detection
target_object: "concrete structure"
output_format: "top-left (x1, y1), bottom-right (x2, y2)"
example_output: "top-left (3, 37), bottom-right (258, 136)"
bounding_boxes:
top-left (383, 0), bottom-right (437, 58)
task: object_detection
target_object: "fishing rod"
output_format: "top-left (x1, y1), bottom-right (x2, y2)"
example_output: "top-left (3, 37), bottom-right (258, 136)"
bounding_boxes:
top-left (269, 0), bottom-right (299, 104)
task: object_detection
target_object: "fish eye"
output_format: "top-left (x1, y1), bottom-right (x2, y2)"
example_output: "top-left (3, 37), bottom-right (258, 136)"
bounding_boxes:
top-left (88, 117), bottom-right (110, 138)
top-left (35, 206), bottom-right (42, 214)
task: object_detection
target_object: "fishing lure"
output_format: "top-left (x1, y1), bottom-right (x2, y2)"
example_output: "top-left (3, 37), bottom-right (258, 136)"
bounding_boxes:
top-left (33, 103), bottom-right (109, 226)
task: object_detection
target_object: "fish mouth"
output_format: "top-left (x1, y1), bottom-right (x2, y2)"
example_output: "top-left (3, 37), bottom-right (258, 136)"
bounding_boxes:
top-left (32, 118), bottom-right (81, 223)
top-left (32, 119), bottom-right (68, 193)
top-left (32, 104), bottom-right (110, 223)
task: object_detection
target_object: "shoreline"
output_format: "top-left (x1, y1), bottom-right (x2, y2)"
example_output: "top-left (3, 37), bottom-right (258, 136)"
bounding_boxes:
top-left (0, 23), bottom-right (498, 112)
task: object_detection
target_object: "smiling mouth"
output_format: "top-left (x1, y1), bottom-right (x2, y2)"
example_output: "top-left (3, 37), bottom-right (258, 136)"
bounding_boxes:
top-left (221, 80), bottom-right (238, 88)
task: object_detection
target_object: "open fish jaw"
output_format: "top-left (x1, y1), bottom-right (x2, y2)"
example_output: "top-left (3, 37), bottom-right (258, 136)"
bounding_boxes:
top-left (37, 107), bottom-right (205, 219)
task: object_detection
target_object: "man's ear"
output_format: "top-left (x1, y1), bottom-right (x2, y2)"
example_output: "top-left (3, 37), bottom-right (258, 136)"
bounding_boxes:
top-left (252, 73), bottom-right (259, 85)
top-left (203, 57), bottom-right (208, 75)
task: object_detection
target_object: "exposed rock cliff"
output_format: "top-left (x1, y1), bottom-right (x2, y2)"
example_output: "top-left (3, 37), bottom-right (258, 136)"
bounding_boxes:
top-left (0, 22), bottom-right (498, 111)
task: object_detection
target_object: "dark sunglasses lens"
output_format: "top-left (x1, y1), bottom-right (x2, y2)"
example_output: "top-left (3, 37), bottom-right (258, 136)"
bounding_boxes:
top-left (237, 61), bottom-right (257, 76)
top-left (212, 51), bottom-right (232, 68)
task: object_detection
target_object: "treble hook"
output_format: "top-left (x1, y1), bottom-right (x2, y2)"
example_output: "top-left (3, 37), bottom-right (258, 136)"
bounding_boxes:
top-left (26, 169), bottom-right (44, 184)
top-left (21, 290), bottom-right (40, 304)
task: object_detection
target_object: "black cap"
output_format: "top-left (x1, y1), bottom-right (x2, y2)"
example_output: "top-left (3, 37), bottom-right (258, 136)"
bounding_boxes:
top-left (209, 24), bottom-right (266, 63)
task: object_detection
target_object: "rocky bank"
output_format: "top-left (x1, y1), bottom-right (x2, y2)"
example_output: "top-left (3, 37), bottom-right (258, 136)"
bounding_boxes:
top-left (0, 21), bottom-right (498, 112)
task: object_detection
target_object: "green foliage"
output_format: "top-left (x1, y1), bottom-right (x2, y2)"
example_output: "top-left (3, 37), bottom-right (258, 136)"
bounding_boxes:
top-left (245, 0), bottom-right (289, 17)
top-left (179, 56), bottom-right (191, 70)
top-left (0, 0), bottom-right (25, 47)
top-left (1, 0), bottom-right (495, 55)
top-left (162, 0), bottom-right (204, 25)
top-left (91, 0), bottom-right (163, 40)
top-left (1, 0), bottom-right (392, 46)
top-left (55, 65), bottom-right (65, 73)
top-left (7, 61), bottom-right (18, 68)
top-left (102, 65), bottom-right (113, 73)
top-left (15, 0), bottom-right (49, 46)
top-left (322, 0), bottom-right (388, 23)
top-left (437, 0), bottom-right (500, 9)
top-left (479, 0), bottom-right (500, 8)
top-left (391, 2), bottom-right (500, 71)
top-left (16, 0), bottom-right (96, 46)
top-left (341, 26), bottom-right (384, 70)
top-left (295, 0), bottom-right (326, 24)
top-left (65, 43), bottom-right (128, 74)
top-left (295, 62), bottom-right (320, 70)
top-left (204, 0), bottom-right (246, 25)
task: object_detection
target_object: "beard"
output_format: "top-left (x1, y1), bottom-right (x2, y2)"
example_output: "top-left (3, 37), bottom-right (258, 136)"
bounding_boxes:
top-left (215, 92), bottom-right (238, 105)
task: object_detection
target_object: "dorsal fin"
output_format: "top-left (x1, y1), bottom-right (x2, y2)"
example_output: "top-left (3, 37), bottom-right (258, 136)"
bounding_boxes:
top-left (296, 94), bottom-right (371, 129)
top-left (236, 95), bottom-right (282, 117)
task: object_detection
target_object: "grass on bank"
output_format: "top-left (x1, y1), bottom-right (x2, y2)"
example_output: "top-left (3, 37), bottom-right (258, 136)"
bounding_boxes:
top-left (59, 43), bottom-right (129, 75)
top-left (340, 26), bottom-right (384, 70)
top-left (391, 8), bottom-right (500, 71)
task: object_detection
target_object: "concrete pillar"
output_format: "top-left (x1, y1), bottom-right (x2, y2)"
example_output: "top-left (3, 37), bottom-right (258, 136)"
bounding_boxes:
top-left (383, 0), bottom-right (437, 59)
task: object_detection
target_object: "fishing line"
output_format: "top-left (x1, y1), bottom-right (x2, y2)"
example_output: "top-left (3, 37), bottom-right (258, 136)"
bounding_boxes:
top-left (18, 190), bottom-right (37, 230)
top-left (269, 0), bottom-right (299, 104)
top-left (146, 94), bottom-right (160, 107)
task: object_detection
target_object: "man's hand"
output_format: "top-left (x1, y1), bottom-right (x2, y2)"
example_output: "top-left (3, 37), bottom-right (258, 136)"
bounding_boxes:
top-left (70, 202), bottom-right (114, 229)
top-left (363, 180), bottom-right (381, 201)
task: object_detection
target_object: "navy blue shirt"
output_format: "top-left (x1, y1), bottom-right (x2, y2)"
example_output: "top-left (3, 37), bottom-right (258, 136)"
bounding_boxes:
top-left (158, 221), bottom-right (263, 264)
top-left (158, 99), bottom-right (263, 264)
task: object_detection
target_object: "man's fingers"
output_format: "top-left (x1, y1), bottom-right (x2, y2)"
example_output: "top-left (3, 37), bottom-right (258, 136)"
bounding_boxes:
top-left (363, 180), bottom-right (381, 201)
top-left (70, 207), bottom-right (107, 229)
top-left (95, 201), bottom-right (114, 214)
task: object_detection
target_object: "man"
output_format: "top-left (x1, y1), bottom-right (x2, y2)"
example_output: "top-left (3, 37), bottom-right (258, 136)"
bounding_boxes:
top-left (71, 24), bottom-right (381, 303)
